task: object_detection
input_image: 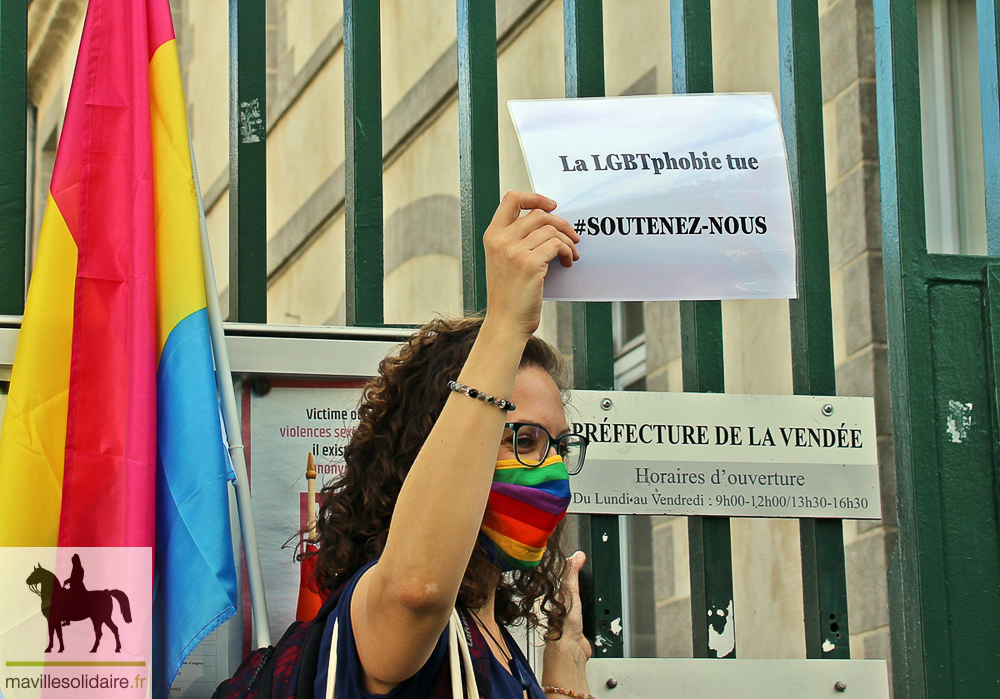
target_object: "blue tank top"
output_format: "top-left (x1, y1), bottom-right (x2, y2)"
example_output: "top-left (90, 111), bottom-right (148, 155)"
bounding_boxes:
top-left (313, 560), bottom-right (547, 699)
top-left (486, 639), bottom-right (546, 699)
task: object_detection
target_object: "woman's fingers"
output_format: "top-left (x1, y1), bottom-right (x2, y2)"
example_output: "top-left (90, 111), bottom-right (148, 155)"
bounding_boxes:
top-left (484, 203), bottom-right (580, 275)
top-left (525, 230), bottom-right (577, 268)
top-left (561, 551), bottom-right (592, 658)
top-left (563, 551), bottom-right (586, 594)
top-left (508, 208), bottom-right (578, 243)
top-left (490, 191), bottom-right (557, 229)
top-left (559, 550), bottom-right (586, 609)
top-left (512, 211), bottom-right (580, 266)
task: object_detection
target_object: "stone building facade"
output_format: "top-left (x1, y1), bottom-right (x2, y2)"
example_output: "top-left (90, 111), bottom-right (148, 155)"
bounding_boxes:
top-left (21, 0), bottom-right (982, 691)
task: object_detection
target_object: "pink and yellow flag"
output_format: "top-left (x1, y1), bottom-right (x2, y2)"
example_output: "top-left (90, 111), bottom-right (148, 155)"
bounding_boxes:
top-left (0, 0), bottom-right (237, 696)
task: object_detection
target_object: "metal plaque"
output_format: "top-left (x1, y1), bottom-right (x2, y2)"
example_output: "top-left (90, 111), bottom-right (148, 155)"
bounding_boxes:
top-left (585, 658), bottom-right (889, 698)
top-left (566, 391), bottom-right (880, 519)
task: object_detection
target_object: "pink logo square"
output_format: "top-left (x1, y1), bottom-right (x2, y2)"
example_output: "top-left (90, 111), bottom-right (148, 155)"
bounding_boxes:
top-left (0, 548), bottom-right (152, 698)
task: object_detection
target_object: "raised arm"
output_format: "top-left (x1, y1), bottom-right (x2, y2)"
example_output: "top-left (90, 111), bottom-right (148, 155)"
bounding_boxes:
top-left (350, 191), bottom-right (580, 693)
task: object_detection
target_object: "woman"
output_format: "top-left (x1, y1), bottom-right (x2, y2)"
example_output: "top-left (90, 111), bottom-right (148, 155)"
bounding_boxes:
top-left (312, 191), bottom-right (593, 699)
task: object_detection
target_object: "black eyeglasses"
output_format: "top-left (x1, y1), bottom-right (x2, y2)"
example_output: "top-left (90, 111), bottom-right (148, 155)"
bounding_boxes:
top-left (500, 423), bottom-right (588, 475)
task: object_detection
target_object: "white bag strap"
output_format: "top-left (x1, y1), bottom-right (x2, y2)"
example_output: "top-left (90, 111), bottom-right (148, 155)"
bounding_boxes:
top-left (448, 612), bottom-right (463, 699)
top-left (324, 610), bottom-right (480, 699)
top-left (324, 619), bottom-right (339, 699)
top-left (450, 608), bottom-right (480, 699)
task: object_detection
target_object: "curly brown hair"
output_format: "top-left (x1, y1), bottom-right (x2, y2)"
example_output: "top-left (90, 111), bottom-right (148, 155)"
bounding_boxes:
top-left (309, 316), bottom-right (570, 638)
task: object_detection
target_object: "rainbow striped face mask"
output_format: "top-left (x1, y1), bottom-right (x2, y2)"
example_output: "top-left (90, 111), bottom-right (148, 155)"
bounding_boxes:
top-left (480, 455), bottom-right (572, 570)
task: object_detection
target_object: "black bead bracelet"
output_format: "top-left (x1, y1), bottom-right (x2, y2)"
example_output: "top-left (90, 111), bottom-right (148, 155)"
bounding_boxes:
top-left (447, 380), bottom-right (516, 411)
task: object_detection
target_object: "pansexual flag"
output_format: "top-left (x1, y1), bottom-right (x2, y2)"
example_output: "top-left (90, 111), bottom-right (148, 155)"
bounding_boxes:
top-left (0, 0), bottom-right (237, 696)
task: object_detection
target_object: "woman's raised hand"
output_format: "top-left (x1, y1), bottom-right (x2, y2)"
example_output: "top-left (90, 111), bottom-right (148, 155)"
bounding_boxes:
top-left (541, 551), bottom-right (592, 695)
top-left (556, 551), bottom-right (592, 661)
top-left (483, 191), bottom-right (580, 339)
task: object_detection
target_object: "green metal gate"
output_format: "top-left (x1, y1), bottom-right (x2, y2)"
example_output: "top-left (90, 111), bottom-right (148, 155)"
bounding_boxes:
top-left (876, 1), bottom-right (1000, 696)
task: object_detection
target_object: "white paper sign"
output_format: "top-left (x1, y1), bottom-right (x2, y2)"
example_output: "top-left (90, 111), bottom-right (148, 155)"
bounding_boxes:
top-left (508, 94), bottom-right (797, 301)
top-left (565, 391), bottom-right (880, 519)
top-left (248, 381), bottom-right (364, 641)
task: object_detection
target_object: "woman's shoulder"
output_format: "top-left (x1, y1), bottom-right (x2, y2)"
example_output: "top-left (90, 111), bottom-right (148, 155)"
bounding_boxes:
top-left (315, 560), bottom-right (453, 699)
top-left (340, 560), bottom-right (378, 597)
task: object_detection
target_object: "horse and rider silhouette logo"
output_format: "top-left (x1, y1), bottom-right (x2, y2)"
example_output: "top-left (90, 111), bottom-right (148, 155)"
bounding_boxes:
top-left (25, 553), bottom-right (132, 654)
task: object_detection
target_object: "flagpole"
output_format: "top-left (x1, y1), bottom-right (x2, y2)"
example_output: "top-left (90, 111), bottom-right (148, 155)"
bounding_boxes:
top-left (306, 453), bottom-right (317, 537)
top-left (191, 146), bottom-right (272, 648)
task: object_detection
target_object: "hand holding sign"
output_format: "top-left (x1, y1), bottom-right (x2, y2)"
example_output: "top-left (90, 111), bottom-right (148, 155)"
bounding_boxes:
top-left (483, 190), bottom-right (580, 339)
top-left (509, 94), bottom-right (797, 301)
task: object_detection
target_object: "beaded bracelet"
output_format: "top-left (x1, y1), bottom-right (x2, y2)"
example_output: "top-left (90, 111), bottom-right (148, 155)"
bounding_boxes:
top-left (540, 687), bottom-right (595, 699)
top-left (447, 380), bottom-right (516, 411)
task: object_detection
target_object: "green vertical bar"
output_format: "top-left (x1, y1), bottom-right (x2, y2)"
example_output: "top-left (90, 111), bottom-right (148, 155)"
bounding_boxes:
top-left (778, 0), bottom-right (850, 660)
top-left (571, 304), bottom-right (613, 391)
top-left (457, 0), bottom-right (498, 316)
top-left (229, 0), bottom-right (268, 323)
top-left (874, 1), bottom-right (932, 697)
top-left (564, 0), bottom-right (604, 99)
top-left (670, 0), bottom-right (712, 94)
top-left (564, 0), bottom-right (622, 660)
top-left (678, 302), bottom-right (733, 659)
top-left (0, 0), bottom-right (26, 314)
top-left (571, 302), bottom-right (620, 659)
top-left (978, 0), bottom-right (1000, 255)
top-left (984, 264), bottom-right (1000, 540)
top-left (344, 0), bottom-right (383, 327)
top-left (671, 0), bottom-right (735, 659)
